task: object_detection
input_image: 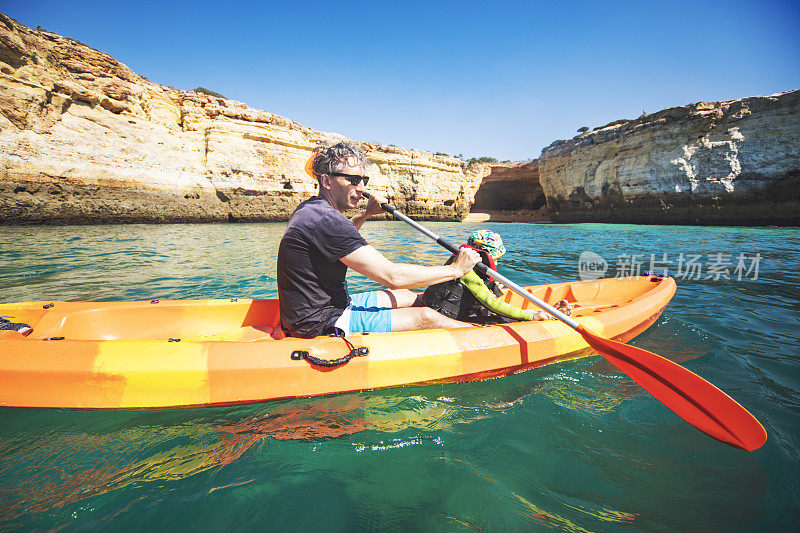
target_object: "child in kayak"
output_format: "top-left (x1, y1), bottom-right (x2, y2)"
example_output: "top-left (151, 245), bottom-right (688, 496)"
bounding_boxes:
top-left (422, 230), bottom-right (573, 323)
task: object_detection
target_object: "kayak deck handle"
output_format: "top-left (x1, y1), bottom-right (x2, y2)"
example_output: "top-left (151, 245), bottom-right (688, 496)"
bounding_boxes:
top-left (291, 343), bottom-right (369, 368)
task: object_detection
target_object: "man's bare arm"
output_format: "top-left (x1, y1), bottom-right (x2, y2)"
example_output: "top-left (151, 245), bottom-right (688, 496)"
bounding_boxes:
top-left (341, 245), bottom-right (480, 290)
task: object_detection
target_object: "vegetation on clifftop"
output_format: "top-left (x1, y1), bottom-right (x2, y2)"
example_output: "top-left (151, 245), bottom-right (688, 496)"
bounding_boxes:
top-left (193, 87), bottom-right (227, 99)
top-left (467, 156), bottom-right (498, 164)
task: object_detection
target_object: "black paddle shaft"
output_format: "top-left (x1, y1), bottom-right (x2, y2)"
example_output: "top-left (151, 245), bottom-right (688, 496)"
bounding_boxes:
top-left (361, 192), bottom-right (580, 329)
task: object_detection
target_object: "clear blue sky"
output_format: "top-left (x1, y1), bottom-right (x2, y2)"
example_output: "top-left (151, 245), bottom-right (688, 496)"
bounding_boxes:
top-left (2, 0), bottom-right (799, 161)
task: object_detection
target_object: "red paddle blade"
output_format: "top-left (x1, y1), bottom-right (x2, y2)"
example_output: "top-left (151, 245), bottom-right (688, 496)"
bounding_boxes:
top-left (577, 326), bottom-right (767, 451)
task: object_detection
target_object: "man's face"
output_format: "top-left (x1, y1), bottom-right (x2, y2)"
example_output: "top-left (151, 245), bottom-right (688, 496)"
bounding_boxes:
top-left (324, 156), bottom-right (367, 211)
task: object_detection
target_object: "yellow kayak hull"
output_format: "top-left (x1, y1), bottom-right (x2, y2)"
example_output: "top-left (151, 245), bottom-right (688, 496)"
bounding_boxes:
top-left (0, 276), bottom-right (676, 409)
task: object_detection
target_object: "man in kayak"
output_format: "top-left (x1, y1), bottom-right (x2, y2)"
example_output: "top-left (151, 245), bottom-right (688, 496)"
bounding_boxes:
top-left (277, 142), bottom-right (482, 338)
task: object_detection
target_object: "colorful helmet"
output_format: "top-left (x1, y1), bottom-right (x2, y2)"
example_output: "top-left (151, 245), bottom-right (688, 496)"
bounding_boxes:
top-left (467, 230), bottom-right (506, 259)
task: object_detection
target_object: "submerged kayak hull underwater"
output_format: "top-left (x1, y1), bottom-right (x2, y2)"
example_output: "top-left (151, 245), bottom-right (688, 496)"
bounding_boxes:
top-left (0, 275), bottom-right (676, 410)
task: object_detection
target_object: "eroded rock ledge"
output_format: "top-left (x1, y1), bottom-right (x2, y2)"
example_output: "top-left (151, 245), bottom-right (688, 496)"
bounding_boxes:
top-left (537, 90), bottom-right (800, 225)
top-left (0, 14), bottom-right (488, 224)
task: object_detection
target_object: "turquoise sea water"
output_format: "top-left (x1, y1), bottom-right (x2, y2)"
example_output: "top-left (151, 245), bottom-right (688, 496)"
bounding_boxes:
top-left (0, 221), bottom-right (798, 531)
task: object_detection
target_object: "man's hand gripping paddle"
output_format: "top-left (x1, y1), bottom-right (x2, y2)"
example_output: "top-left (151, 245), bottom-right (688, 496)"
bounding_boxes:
top-left (362, 191), bottom-right (767, 451)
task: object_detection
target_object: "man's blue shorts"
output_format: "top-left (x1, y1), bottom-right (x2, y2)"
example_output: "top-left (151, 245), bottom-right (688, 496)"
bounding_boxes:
top-left (333, 291), bottom-right (392, 335)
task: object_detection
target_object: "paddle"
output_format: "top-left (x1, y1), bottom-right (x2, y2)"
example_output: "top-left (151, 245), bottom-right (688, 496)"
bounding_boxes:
top-left (362, 192), bottom-right (767, 451)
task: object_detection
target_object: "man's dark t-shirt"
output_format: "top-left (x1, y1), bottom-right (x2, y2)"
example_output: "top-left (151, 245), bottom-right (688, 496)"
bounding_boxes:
top-left (277, 197), bottom-right (367, 338)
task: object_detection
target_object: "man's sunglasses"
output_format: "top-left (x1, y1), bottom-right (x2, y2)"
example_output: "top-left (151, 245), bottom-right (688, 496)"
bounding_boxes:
top-left (330, 173), bottom-right (369, 186)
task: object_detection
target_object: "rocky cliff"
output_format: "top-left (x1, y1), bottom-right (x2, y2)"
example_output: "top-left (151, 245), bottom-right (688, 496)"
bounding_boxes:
top-left (538, 90), bottom-right (800, 225)
top-left (0, 14), bottom-right (488, 224)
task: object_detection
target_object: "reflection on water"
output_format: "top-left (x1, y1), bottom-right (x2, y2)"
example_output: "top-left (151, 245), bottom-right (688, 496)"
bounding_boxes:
top-left (0, 391), bottom-right (511, 527)
top-left (0, 221), bottom-right (799, 530)
top-left (534, 371), bottom-right (641, 413)
top-left (442, 456), bottom-right (637, 532)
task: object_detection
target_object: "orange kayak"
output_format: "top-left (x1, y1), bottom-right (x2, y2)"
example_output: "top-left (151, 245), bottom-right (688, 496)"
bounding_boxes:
top-left (0, 275), bottom-right (675, 409)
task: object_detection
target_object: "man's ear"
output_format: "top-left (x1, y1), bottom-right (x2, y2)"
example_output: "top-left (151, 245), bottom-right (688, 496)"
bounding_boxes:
top-left (319, 174), bottom-right (332, 190)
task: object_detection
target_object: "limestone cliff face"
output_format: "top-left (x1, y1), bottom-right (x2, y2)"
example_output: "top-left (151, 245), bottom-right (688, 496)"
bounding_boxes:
top-left (0, 15), bottom-right (487, 224)
top-left (538, 90), bottom-right (800, 225)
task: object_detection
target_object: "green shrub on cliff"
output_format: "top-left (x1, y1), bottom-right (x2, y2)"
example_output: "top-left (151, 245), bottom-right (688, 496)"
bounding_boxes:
top-left (468, 156), bottom-right (498, 164)
top-left (194, 87), bottom-right (227, 99)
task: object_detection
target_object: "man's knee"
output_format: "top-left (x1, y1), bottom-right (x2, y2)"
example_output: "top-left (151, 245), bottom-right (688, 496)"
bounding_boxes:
top-left (418, 306), bottom-right (451, 328)
top-left (390, 305), bottom-right (467, 332)
top-left (376, 288), bottom-right (419, 309)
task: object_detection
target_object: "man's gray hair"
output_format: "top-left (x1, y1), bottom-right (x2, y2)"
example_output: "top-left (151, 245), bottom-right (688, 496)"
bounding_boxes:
top-left (311, 142), bottom-right (366, 180)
